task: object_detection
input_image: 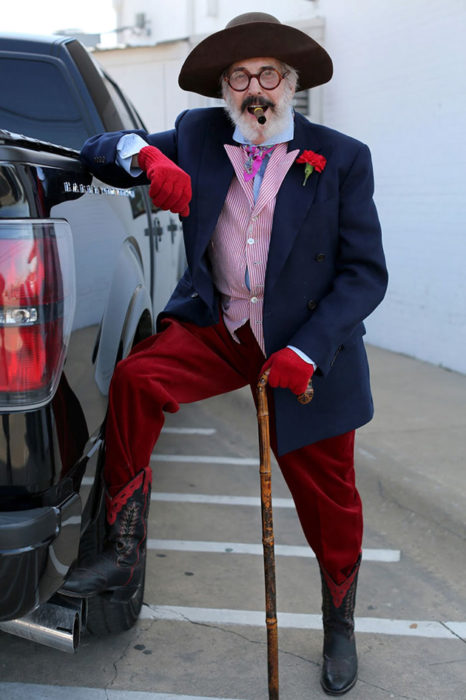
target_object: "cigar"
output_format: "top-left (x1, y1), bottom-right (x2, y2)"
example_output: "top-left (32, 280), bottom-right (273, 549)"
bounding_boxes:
top-left (253, 106), bottom-right (267, 124)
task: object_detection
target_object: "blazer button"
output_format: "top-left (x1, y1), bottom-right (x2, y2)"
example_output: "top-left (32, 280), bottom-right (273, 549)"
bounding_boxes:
top-left (307, 299), bottom-right (318, 311)
top-left (191, 292), bottom-right (199, 298)
top-left (315, 253), bottom-right (326, 262)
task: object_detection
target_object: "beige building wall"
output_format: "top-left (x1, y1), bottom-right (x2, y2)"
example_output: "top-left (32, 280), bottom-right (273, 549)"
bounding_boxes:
top-left (96, 41), bottom-right (191, 132)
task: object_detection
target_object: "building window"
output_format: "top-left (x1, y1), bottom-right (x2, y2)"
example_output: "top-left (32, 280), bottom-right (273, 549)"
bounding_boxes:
top-left (293, 90), bottom-right (310, 116)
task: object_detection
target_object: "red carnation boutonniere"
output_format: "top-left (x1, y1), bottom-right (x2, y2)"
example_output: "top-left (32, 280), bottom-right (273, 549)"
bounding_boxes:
top-left (296, 150), bottom-right (327, 186)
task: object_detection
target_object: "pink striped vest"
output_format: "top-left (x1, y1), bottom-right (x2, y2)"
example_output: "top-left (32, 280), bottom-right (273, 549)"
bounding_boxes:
top-left (208, 142), bottom-right (299, 353)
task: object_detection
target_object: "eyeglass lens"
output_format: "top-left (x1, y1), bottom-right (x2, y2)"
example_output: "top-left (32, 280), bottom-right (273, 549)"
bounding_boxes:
top-left (228, 68), bottom-right (281, 91)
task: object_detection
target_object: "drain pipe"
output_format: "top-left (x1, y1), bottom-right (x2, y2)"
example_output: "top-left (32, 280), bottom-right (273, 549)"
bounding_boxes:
top-left (0, 596), bottom-right (85, 653)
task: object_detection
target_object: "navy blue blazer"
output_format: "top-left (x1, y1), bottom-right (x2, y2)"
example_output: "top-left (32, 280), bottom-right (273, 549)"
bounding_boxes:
top-left (81, 108), bottom-right (388, 455)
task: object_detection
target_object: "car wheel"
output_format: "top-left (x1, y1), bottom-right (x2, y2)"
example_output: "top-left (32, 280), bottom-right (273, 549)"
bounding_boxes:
top-left (86, 569), bottom-right (146, 635)
top-left (79, 492), bottom-right (146, 636)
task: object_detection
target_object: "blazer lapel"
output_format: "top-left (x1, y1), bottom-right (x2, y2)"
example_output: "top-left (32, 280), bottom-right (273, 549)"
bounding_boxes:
top-left (190, 115), bottom-right (235, 274)
top-left (265, 113), bottom-right (324, 291)
top-left (224, 144), bottom-right (255, 208)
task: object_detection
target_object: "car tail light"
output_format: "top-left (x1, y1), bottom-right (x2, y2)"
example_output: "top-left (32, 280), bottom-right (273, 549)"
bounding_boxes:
top-left (0, 219), bottom-right (75, 411)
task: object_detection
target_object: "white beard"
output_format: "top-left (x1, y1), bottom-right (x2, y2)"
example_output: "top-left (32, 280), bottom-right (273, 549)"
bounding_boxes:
top-left (222, 84), bottom-right (295, 145)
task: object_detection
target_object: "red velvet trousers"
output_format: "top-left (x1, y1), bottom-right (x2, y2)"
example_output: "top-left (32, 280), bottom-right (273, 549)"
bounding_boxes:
top-left (104, 316), bottom-right (363, 582)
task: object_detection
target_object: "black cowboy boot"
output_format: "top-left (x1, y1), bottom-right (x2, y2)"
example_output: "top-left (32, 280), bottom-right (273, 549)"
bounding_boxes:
top-left (62, 466), bottom-right (152, 598)
top-left (319, 554), bottom-right (361, 696)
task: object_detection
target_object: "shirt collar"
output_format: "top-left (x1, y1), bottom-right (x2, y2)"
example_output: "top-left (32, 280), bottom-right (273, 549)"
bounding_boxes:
top-left (232, 107), bottom-right (294, 146)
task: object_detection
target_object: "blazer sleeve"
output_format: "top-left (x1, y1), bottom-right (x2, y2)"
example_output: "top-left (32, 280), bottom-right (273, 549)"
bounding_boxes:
top-left (288, 143), bottom-right (388, 375)
top-left (79, 111), bottom-right (189, 188)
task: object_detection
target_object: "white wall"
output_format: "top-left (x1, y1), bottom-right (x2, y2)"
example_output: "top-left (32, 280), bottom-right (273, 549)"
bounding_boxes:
top-left (190, 0), bottom-right (320, 36)
top-left (113, 0), bottom-right (320, 44)
top-left (113, 0), bottom-right (189, 45)
top-left (318, 0), bottom-right (466, 373)
top-left (97, 42), bottom-right (190, 132)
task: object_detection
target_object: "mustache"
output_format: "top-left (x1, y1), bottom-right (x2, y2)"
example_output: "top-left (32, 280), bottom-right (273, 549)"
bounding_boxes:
top-left (241, 95), bottom-right (275, 113)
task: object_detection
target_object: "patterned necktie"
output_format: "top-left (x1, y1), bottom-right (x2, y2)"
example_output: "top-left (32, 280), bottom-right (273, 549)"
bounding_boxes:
top-left (242, 144), bottom-right (275, 182)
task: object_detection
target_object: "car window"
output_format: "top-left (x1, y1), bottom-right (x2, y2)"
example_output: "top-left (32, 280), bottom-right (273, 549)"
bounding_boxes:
top-left (67, 40), bottom-right (140, 132)
top-left (0, 56), bottom-right (89, 150)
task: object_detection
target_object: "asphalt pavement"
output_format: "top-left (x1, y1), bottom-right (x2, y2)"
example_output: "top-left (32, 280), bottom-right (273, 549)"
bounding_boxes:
top-left (0, 344), bottom-right (465, 700)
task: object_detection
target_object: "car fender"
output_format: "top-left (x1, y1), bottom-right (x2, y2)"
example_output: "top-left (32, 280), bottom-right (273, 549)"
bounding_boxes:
top-left (94, 238), bottom-right (153, 395)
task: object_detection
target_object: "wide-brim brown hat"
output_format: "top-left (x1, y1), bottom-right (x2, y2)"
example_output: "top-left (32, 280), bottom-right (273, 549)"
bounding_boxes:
top-left (178, 12), bottom-right (333, 98)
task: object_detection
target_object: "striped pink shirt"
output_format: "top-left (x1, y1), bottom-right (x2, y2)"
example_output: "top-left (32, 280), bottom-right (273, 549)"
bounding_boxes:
top-left (209, 143), bottom-right (299, 353)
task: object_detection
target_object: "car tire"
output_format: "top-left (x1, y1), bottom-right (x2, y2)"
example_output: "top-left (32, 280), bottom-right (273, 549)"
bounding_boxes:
top-left (79, 492), bottom-right (146, 636)
top-left (86, 570), bottom-right (146, 636)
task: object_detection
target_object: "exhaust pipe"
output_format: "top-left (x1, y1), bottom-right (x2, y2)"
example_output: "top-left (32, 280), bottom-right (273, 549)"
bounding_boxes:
top-left (0, 595), bottom-right (86, 653)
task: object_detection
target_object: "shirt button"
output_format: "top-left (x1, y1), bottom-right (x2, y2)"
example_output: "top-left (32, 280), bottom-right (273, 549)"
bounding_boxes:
top-left (247, 238), bottom-right (255, 245)
top-left (250, 296), bottom-right (258, 303)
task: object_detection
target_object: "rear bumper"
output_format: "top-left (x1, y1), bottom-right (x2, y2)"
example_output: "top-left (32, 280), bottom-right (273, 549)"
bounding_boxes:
top-left (0, 493), bottom-right (81, 621)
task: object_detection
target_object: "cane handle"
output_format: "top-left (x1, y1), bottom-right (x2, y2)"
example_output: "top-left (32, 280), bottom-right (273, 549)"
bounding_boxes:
top-left (258, 371), bottom-right (314, 405)
top-left (297, 378), bottom-right (314, 405)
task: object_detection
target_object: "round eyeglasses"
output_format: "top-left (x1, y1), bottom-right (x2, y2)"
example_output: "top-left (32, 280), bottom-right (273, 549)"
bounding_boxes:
top-left (224, 67), bottom-right (289, 92)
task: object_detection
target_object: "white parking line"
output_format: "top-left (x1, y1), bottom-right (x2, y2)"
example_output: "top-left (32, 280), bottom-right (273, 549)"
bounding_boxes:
top-left (162, 428), bottom-right (217, 435)
top-left (151, 492), bottom-right (292, 507)
top-left (445, 621), bottom-right (466, 639)
top-left (140, 605), bottom-right (464, 640)
top-left (356, 447), bottom-right (377, 461)
top-left (0, 684), bottom-right (246, 700)
top-left (151, 455), bottom-right (259, 465)
top-left (147, 539), bottom-right (400, 562)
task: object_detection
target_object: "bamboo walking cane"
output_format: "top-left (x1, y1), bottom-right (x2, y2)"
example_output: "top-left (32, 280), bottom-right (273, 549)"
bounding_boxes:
top-left (256, 372), bottom-right (314, 700)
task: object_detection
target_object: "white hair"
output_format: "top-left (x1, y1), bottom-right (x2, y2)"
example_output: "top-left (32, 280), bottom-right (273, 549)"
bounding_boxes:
top-left (282, 63), bottom-right (299, 92)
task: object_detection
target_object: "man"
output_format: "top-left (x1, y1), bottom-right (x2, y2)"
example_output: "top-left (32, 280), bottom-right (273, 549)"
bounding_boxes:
top-left (63, 12), bottom-right (388, 696)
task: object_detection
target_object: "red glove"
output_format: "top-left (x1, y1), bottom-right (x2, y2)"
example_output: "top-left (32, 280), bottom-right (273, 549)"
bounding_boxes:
top-left (138, 145), bottom-right (192, 217)
top-left (261, 348), bottom-right (314, 396)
